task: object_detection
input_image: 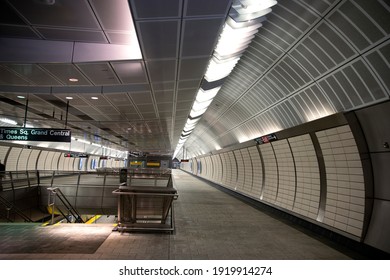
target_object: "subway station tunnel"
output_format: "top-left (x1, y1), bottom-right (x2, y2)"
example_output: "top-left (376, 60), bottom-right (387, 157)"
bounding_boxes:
top-left (0, 0), bottom-right (390, 259)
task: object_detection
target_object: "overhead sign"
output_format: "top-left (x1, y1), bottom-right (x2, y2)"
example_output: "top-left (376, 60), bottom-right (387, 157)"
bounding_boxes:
top-left (64, 153), bottom-right (88, 158)
top-left (0, 127), bottom-right (71, 142)
top-left (254, 133), bottom-right (278, 145)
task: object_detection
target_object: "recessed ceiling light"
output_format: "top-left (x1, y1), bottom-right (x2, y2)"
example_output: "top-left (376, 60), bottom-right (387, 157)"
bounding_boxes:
top-left (17, 96), bottom-right (25, 99)
top-left (68, 78), bottom-right (79, 82)
top-left (91, 97), bottom-right (99, 100)
top-left (66, 97), bottom-right (73, 100)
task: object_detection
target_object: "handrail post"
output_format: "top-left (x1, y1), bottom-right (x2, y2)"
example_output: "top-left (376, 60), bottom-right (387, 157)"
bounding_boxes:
top-left (47, 187), bottom-right (57, 225)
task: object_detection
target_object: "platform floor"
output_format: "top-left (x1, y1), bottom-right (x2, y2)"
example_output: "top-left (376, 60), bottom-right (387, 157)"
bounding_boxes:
top-left (0, 169), bottom-right (368, 260)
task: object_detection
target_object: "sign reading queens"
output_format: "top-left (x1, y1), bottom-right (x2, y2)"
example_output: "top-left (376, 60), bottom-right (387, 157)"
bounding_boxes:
top-left (0, 127), bottom-right (71, 142)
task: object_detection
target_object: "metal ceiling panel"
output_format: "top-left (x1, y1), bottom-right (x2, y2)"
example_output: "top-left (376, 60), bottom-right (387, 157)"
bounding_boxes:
top-left (53, 95), bottom-right (90, 106)
top-left (177, 88), bottom-right (197, 102)
top-left (151, 82), bottom-right (175, 91)
top-left (328, 0), bottom-right (388, 52)
top-left (5, 64), bottom-right (62, 86)
top-left (178, 57), bottom-right (209, 80)
top-left (105, 32), bottom-right (138, 45)
top-left (176, 100), bottom-right (192, 111)
top-left (137, 20), bottom-right (180, 59)
top-left (111, 61), bottom-right (148, 84)
top-left (154, 91), bottom-right (174, 103)
top-left (36, 28), bottom-right (107, 43)
top-left (137, 104), bottom-right (156, 112)
top-left (90, 0), bottom-right (134, 31)
top-left (0, 66), bottom-right (29, 85)
top-left (299, 0), bottom-right (338, 15)
top-left (76, 63), bottom-right (120, 85)
top-left (157, 102), bottom-right (173, 112)
top-left (178, 79), bottom-right (201, 89)
top-left (129, 92), bottom-right (153, 104)
top-left (365, 42), bottom-right (390, 94)
top-left (116, 105), bottom-right (136, 114)
top-left (141, 111), bottom-right (157, 119)
top-left (181, 18), bottom-right (224, 57)
top-left (0, 25), bottom-right (39, 39)
top-left (130, 0), bottom-right (182, 19)
top-left (146, 60), bottom-right (177, 83)
top-left (41, 64), bottom-right (92, 85)
top-left (103, 92), bottom-right (132, 105)
top-left (184, 0), bottom-right (231, 17)
top-left (8, 0), bottom-right (100, 29)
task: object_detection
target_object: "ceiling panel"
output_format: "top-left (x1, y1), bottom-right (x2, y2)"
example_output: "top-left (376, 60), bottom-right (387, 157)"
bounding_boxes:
top-left (146, 60), bottom-right (177, 83)
top-left (154, 91), bottom-right (174, 103)
top-left (5, 64), bottom-right (62, 86)
top-left (41, 64), bottom-right (92, 85)
top-left (111, 61), bottom-right (148, 84)
top-left (181, 18), bottom-right (224, 57)
top-left (77, 62), bottom-right (120, 85)
top-left (177, 88), bottom-right (197, 102)
top-left (130, 0), bottom-right (182, 19)
top-left (0, 66), bottom-right (29, 85)
top-left (151, 82), bottom-right (175, 91)
top-left (137, 20), bottom-right (180, 59)
top-left (129, 92), bottom-right (153, 104)
top-left (105, 32), bottom-right (138, 44)
top-left (90, 0), bottom-right (134, 31)
top-left (8, 0), bottom-right (100, 29)
top-left (137, 104), bottom-right (156, 112)
top-left (0, 25), bottom-right (39, 39)
top-left (178, 57), bottom-right (209, 80)
top-left (36, 28), bottom-right (107, 43)
top-left (184, 0), bottom-right (231, 17)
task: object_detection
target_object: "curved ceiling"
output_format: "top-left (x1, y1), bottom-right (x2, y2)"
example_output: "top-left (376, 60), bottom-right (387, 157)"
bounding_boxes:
top-left (0, 0), bottom-right (389, 159)
top-left (181, 0), bottom-right (390, 159)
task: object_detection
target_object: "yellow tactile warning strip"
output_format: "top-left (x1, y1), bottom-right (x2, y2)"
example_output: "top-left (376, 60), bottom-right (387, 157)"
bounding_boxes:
top-left (86, 215), bottom-right (102, 224)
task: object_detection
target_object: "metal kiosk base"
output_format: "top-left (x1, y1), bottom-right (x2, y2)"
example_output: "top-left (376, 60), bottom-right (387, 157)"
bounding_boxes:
top-left (113, 186), bottom-right (178, 233)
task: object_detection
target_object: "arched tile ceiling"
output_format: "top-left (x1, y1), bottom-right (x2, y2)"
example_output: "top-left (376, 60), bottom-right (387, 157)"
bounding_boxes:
top-left (180, 0), bottom-right (390, 159)
top-left (0, 0), bottom-right (389, 158)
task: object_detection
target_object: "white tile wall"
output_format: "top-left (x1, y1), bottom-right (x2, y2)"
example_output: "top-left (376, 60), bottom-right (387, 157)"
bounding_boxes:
top-left (27, 150), bottom-right (40, 170)
top-left (44, 151), bottom-right (55, 170)
top-left (7, 147), bottom-right (22, 171)
top-left (58, 153), bottom-right (66, 170)
top-left (259, 144), bottom-right (278, 203)
top-left (248, 146), bottom-right (262, 198)
top-left (198, 158), bottom-right (204, 176)
top-left (234, 150), bottom-right (245, 192)
top-left (51, 152), bottom-right (61, 170)
top-left (240, 148), bottom-right (254, 196)
top-left (0, 146), bottom-right (10, 162)
top-left (205, 156), bottom-right (212, 180)
top-left (211, 154), bottom-right (223, 183)
top-left (17, 149), bottom-right (32, 171)
top-left (273, 140), bottom-right (295, 211)
top-left (227, 151), bottom-right (238, 189)
top-left (316, 125), bottom-right (364, 237)
top-left (289, 134), bottom-right (321, 220)
top-left (37, 150), bottom-right (49, 170)
top-left (219, 153), bottom-right (228, 185)
top-left (202, 157), bottom-right (210, 180)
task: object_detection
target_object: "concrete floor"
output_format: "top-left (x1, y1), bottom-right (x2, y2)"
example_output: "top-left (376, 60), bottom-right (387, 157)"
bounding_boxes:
top-left (0, 169), bottom-right (363, 260)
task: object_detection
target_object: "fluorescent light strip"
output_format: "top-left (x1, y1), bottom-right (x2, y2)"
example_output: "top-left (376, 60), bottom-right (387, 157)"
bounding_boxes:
top-left (173, 1), bottom-right (277, 159)
top-left (0, 118), bottom-right (17, 125)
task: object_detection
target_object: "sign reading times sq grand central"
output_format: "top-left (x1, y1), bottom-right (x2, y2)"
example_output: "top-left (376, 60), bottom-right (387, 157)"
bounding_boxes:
top-left (0, 127), bottom-right (71, 142)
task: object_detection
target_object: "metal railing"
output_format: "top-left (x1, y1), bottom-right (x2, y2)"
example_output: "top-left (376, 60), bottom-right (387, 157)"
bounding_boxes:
top-left (1, 169), bottom-right (174, 219)
top-left (47, 187), bottom-right (84, 224)
top-left (0, 195), bottom-right (34, 222)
